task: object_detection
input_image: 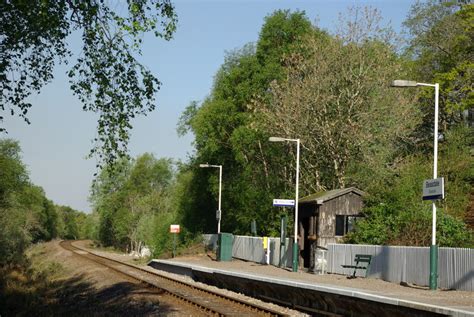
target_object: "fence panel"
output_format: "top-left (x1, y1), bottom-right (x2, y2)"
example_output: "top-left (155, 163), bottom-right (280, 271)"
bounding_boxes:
top-left (328, 244), bottom-right (474, 291)
top-left (202, 234), bottom-right (218, 250)
top-left (439, 247), bottom-right (474, 291)
top-left (204, 236), bottom-right (473, 291)
top-left (269, 237), bottom-right (292, 268)
top-left (232, 236), bottom-right (265, 263)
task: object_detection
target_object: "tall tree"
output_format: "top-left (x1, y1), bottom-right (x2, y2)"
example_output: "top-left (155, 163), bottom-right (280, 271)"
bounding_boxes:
top-left (253, 7), bottom-right (420, 193)
top-left (0, 139), bottom-right (28, 206)
top-left (57, 205), bottom-right (80, 240)
top-left (0, 139), bottom-right (60, 264)
top-left (343, 2), bottom-right (474, 246)
top-left (90, 154), bottom-right (175, 252)
top-left (178, 10), bottom-right (316, 235)
top-left (404, 2), bottom-right (473, 133)
top-left (1, 1), bottom-right (177, 167)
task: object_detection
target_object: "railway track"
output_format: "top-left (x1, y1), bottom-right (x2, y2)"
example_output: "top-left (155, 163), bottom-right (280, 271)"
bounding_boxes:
top-left (60, 240), bottom-right (289, 317)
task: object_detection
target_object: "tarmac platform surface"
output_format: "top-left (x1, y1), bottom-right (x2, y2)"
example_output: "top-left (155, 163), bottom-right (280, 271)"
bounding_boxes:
top-left (148, 256), bottom-right (474, 317)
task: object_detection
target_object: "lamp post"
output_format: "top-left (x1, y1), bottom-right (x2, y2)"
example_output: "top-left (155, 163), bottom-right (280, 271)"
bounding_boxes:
top-left (269, 136), bottom-right (300, 272)
top-left (391, 80), bottom-right (439, 290)
top-left (200, 163), bottom-right (223, 234)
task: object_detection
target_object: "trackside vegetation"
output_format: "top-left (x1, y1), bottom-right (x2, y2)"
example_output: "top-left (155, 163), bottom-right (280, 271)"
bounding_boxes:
top-left (0, 2), bottom-right (472, 279)
top-left (89, 3), bottom-right (473, 253)
top-left (0, 139), bottom-right (93, 267)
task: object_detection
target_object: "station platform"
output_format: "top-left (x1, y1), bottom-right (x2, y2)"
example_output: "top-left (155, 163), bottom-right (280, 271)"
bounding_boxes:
top-left (148, 256), bottom-right (474, 317)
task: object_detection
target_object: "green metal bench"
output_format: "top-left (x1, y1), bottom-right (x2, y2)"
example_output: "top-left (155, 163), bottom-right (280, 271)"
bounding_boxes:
top-left (341, 254), bottom-right (372, 278)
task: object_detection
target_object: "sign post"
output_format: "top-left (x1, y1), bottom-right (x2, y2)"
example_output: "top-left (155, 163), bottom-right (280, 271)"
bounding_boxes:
top-left (169, 224), bottom-right (180, 258)
top-left (274, 200), bottom-right (293, 268)
top-left (279, 214), bottom-right (287, 268)
top-left (422, 176), bottom-right (444, 290)
top-left (251, 220), bottom-right (257, 236)
top-left (391, 80), bottom-right (441, 290)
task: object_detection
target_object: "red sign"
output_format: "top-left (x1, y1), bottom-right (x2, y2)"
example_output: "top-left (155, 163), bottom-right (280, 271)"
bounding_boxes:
top-left (170, 224), bottom-right (180, 233)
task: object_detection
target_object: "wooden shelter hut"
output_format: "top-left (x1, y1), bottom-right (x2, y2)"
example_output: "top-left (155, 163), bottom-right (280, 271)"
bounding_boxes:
top-left (298, 187), bottom-right (365, 268)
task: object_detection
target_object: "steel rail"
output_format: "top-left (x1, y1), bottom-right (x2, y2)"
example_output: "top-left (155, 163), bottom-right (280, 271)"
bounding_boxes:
top-left (60, 240), bottom-right (288, 317)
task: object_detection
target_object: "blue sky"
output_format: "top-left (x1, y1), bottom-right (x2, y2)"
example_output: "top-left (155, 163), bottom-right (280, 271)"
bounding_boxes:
top-left (3, 0), bottom-right (416, 212)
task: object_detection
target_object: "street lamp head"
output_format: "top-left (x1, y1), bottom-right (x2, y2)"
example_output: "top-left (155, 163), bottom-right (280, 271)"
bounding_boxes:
top-left (269, 136), bottom-right (287, 142)
top-left (199, 164), bottom-right (209, 168)
top-left (391, 80), bottom-right (418, 87)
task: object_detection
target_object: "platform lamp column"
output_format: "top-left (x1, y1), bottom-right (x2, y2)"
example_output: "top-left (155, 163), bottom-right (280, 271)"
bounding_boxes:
top-left (218, 164), bottom-right (222, 234)
top-left (199, 163), bottom-right (223, 234)
top-left (391, 80), bottom-right (439, 290)
top-left (269, 137), bottom-right (300, 272)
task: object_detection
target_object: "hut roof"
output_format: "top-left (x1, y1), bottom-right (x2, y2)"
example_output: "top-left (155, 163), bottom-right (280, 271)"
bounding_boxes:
top-left (299, 187), bottom-right (365, 204)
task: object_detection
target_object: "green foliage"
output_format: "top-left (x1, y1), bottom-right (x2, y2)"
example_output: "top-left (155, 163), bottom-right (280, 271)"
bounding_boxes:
top-left (173, 167), bottom-right (216, 234)
top-left (438, 125), bottom-right (473, 218)
top-left (346, 125), bottom-right (473, 247)
top-left (149, 212), bottom-right (175, 256)
top-left (437, 213), bottom-right (473, 247)
top-left (90, 153), bottom-right (177, 255)
top-left (255, 15), bottom-right (420, 191)
top-left (0, 140), bottom-right (29, 205)
top-left (177, 10), bottom-right (316, 236)
top-left (1, 1), bottom-right (70, 126)
top-left (0, 139), bottom-right (65, 265)
top-left (0, 206), bottom-right (32, 265)
top-left (56, 205), bottom-right (88, 240)
top-left (404, 2), bottom-right (473, 135)
top-left (0, 138), bottom-right (95, 267)
top-left (1, 1), bottom-right (177, 168)
top-left (345, 1), bottom-right (474, 247)
top-left (175, 6), bottom-right (472, 248)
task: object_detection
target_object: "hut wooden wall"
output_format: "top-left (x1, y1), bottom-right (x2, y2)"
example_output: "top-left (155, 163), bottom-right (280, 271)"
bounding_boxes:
top-left (318, 192), bottom-right (363, 247)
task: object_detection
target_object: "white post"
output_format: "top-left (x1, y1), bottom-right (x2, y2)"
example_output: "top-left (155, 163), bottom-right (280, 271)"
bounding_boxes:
top-left (432, 83), bottom-right (439, 246)
top-left (199, 163), bottom-right (223, 234)
top-left (391, 80), bottom-right (440, 290)
top-left (218, 165), bottom-right (222, 234)
top-left (268, 136), bottom-right (301, 272)
top-left (294, 139), bottom-right (300, 264)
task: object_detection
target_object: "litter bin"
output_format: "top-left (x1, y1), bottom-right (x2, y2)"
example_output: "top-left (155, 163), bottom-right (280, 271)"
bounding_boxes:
top-left (217, 233), bottom-right (233, 261)
top-left (314, 246), bottom-right (328, 274)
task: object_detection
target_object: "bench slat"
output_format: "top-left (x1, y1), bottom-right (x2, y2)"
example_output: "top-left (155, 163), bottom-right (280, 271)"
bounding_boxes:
top-left (341, 265), bottom-right (369, 269)
top-left (341, 254), bottom-right (372, 278)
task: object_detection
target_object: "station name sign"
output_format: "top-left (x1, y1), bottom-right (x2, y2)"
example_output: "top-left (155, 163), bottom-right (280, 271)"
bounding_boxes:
top-left (422, 177), bottom-right (444, 201)
top-left (273, 199), bottom-right (295, 207)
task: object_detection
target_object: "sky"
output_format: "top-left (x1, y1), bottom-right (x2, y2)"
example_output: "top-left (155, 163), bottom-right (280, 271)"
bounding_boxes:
top-left (3, 0), bottom-right (416, 213)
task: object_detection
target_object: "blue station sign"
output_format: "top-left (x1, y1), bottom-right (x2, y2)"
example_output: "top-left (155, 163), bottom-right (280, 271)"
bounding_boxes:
top-left (273, 199), bottom-right (295, 207)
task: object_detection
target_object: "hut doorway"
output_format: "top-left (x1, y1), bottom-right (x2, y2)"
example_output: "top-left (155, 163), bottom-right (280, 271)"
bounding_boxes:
top-left (299, 203), bottom-right (319, 269)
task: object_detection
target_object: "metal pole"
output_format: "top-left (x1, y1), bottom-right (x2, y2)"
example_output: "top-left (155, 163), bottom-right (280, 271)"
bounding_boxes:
top-left (218, 165), bottom-right (222, 234)
top-left (430, 83), bottom-right (439, 290)
top-left (292, 139), bottom-right (300, 272)
top-left (173, 233), bottom-right (176, 258)
top-left (433, 83), bottom-right (439, 244)
top-left (391, 80), bottom-right (440, 290)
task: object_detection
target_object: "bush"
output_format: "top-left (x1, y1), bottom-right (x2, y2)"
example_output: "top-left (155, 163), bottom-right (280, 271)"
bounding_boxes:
top-left (347, 125), bottom-right (474, 247)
